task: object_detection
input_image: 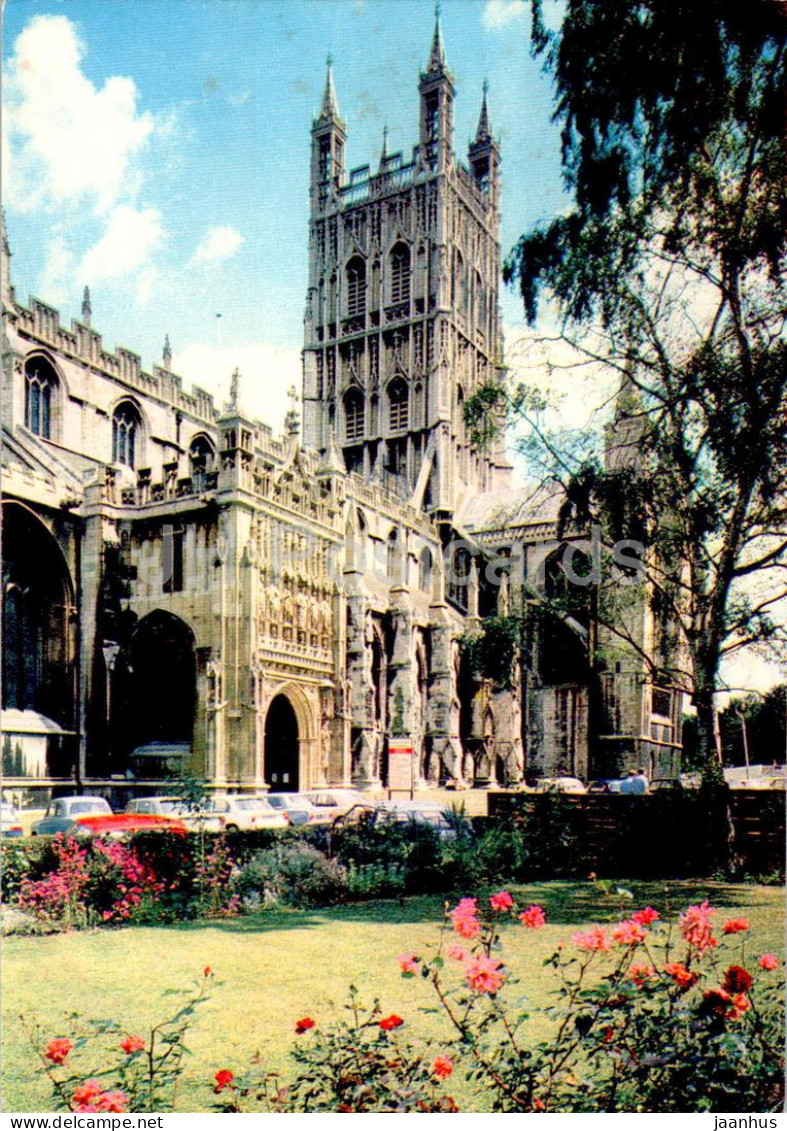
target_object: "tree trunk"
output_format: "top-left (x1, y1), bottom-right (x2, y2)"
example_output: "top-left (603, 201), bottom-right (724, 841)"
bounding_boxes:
top-left (694, 680), bottom-right (736, 873)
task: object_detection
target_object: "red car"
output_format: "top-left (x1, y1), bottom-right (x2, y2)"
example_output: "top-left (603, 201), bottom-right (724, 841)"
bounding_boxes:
top-left (71, 813), bottom-right (188, 838)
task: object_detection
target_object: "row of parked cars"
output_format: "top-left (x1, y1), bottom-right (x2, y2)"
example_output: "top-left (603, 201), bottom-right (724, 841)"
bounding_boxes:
top-left (1, 788), bottom-right (457, 839)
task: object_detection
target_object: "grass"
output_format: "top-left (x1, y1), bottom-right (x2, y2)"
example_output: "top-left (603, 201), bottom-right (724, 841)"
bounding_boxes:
top-left (2, 880), bottom-right (784, 1112)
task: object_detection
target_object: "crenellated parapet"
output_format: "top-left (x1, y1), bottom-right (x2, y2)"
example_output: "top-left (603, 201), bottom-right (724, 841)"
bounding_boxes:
top-left (9, 295), bottom-right (219, 425)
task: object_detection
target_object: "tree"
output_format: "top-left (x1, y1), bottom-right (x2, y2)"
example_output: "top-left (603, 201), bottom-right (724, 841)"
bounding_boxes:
top-left (476, 1), bottom-right (787, 776)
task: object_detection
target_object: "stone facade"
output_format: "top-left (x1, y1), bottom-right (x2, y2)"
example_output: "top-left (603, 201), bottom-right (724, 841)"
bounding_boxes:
top-left (0, 17), bottom-right (682, 800)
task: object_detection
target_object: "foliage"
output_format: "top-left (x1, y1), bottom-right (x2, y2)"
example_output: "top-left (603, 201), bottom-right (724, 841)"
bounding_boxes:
top-left (165, 769), bottom-right (210, 811)
top-left (193, 835), bottom-right (241, 918)
top-left (461, 615), bottom-right (528, 690)
top-left (510, 1), bottom-right (787, 325)
top-left (15, 835), bottom-right (171, 928)
top-left (489, 0), bottom-right (787, 780)
top-left (717, 685), bottom-right (787, 768)
top-left (399, 888), bottom-right (785, 1112)
top-left (327, 815), bottom-right (449, 895)
top-left (21, 970), bottom-right (214, 1113)
top-left (213, 987), bottom-right (459, 1113)
top-left (238, 841), bottom-right (348, 908)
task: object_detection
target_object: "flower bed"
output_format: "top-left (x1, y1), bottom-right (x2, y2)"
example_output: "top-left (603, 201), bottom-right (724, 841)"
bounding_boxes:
top-left (21, 886), bottom-right (784, 1113)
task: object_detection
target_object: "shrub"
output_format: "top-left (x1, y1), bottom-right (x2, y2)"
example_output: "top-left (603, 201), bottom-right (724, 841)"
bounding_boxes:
top-left (396, 890), bottom-right (785, 1112)
top-left (15, 835), bottom-right (170, 928)
top-left (193, 835), bottom-right (242, 917)
top-left (238, 842), bottom-right (347, 908)
top-left (212, 988), bottom-right (459, 1113)
top-left (21, 970), bottom-right (214, 1113)
top-left (327, 817), bottom-right (449, 895)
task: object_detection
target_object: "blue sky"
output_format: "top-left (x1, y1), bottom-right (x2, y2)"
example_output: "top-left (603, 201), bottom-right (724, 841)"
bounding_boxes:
top-left (2, 0), bottom-right (566, 425)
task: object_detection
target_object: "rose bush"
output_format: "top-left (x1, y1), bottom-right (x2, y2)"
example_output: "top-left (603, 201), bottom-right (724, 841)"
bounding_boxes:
top-left (391, 890), bottom-right (785, 1112)
top-left (211, 987), bottom-right (459, 1114)
top-left (22, 970), bottom-right (214, 1112)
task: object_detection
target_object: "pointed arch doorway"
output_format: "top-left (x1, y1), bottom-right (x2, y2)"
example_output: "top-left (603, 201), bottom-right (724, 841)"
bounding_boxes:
top-left (264, 694), bottom-right (300, 791)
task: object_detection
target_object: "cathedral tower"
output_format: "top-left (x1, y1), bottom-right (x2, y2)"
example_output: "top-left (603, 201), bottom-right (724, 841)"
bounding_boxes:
top-left (302, 13), bottom-right (511, 517)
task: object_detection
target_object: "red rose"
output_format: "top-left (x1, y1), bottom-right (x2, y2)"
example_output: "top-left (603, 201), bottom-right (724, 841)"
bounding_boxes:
top-left (723, 965), bottom-right (753, 995)
top-left (489, 890), bottom-right (514, 912)
top-left (631, 907), bottom-right (660, 926)
top-left (519, 905), bottom-right (546, 929)
top-left (213, 1069), bottom-right (235, 1093)
top-left (379, 1014), bottom-right (404, 1030)
top-left (44, 1038), bottom-right (73, 1065)
top-left (664, 962), bottom-right (699, 990)
top-left (72, 1080), bottom-right (102, 1106)
top-left (722, 918), bottom-right (750, 935)
top-left (295, 1017), bottom-right (316, 1034)
top-left (432, 1055), bottom-right (453, 1080)
top-left (120, 1035), bottom-right (146, 1055)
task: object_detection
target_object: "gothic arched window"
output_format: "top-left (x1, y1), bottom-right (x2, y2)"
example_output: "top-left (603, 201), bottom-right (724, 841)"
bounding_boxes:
top-left (475, 270), bottom-right (485, 328)
top-left (419, 545), bottom-right (433, 591)
top-left (452, 249), bottom-right (468, 317)
top-left (386, 528), bottom-right (398, 578)
top-left (24, 357), bottom-right (58, 439)
top-left (346, 256), bottom-right (366, 318)
top-left (112, 401), bottom-right (141, 469)
top-left (344, 388), bottom-right (365, 441)
top-left (387, 378), bottom-right (409, 433)
top-left (189, 434), bottom-right (215, 491)
top-left (390, 243), bottom-right (411, 305)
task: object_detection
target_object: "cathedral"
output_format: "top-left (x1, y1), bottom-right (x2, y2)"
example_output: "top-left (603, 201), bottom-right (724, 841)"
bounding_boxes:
top-left (0, 17), bottom-right (682, 802)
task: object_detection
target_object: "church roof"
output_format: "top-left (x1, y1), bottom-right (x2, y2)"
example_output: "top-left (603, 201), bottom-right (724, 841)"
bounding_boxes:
top-left (458, 480), bottom-right (564, 534)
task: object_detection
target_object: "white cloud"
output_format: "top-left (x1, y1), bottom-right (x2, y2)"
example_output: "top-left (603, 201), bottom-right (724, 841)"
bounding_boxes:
top-left (79, 205), bottom-right (165, 284)
top-left (39, 232), bottom-right (76, 306)
top-left (3, 15), bottom-right (155, 215)
top-left (192, 226), bottom-right (245, 264)
top-left (483, 0), bottom-right (528, 30)
top-left (172, 340), bottom-right (302, 435)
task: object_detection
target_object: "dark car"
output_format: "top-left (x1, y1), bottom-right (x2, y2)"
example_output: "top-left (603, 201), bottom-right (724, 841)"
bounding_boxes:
top-left (31, 796), bottom-right (113, 835)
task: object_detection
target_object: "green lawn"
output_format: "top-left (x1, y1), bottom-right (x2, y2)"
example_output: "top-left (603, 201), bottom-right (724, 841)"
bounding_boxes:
top-left (2, 881), bottom-right (783, 1112)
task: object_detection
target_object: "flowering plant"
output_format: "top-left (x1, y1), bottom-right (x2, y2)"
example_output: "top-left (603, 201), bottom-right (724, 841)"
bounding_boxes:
top-left (211, 986), bottom-right (459, 1113)
top-left (194, 835), bottom-right (241, 917)
top-left (397, 889), bottom-right (784, 1112)
top-left (17, 835), bottom-right (168, 928)
top-left (21, 969), bottom-right (214, 1112)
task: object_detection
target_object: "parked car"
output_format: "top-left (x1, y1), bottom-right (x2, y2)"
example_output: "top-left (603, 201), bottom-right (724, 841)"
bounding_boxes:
top-left (125, 795), bottom-right (222, 831)
top-left (70, 813), bottom-right (188, 839)
top-left (533, 777), bottom-right (587, 795)
top-left (124, 796), bottom-right (186, 817)
top-left (588, 779), bottom-right (624, 794)
top-left (373, 800), bottom-right (457, 836)
top-left (31, 796), bottom-right (113, 835)
top-left (207, 796), bottom-right (288, 832)
top-left (303, 788), bottom-right (369, 822)
top-left (0, 802), bottom-right (24, 837)
top-left (266, 792), bottom-right (321, 826)
top-left (126, 794), bottom-right (286, 831)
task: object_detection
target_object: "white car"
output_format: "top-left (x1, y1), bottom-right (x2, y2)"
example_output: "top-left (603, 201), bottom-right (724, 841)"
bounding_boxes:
top-left (302, 788), bottom-right (369, 822)
top-left (209, 796), bottom-right (288, 832)
top-left (1, 802), bottom-right (24, 838)
top-left (126, 794), bottom-right (287, 831)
